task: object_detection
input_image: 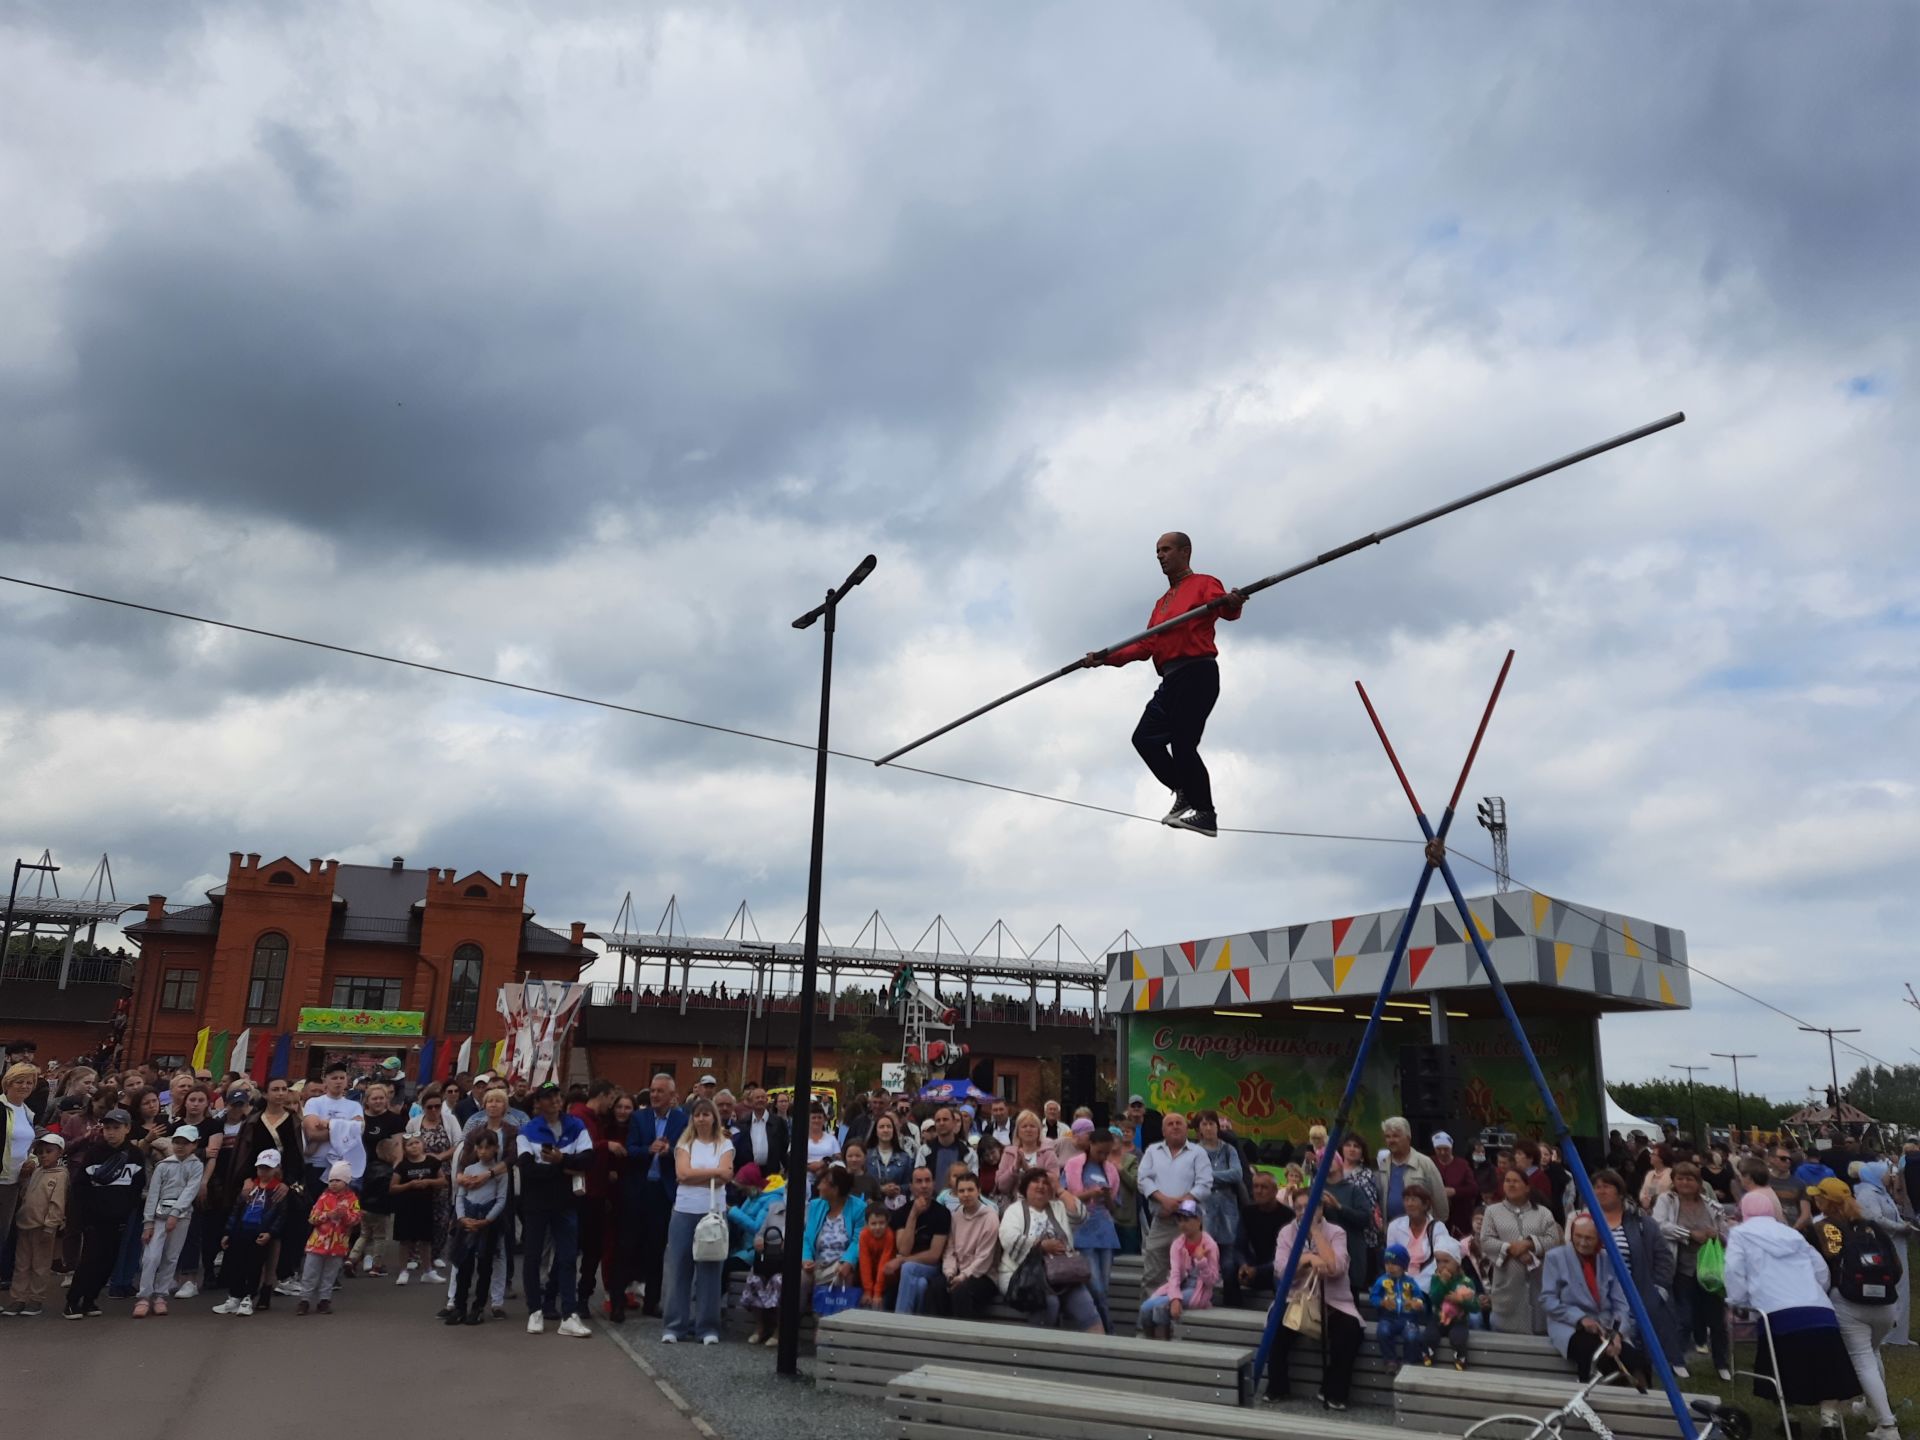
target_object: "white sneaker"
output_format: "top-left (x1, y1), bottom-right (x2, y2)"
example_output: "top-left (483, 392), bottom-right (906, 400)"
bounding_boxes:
top-left (558, 1315), bottom-right (591, 1338)
top-left (1671, 1365), bottom-right (1690, 1380)
top-left (405, 1259), bottom-right (420, 1271)
top-left (275, 1280), bottom-right (302, 1297)
top-left (430, 1262), bottom-right (447, 1276)
top-left (1717, 1368), bottom-right (1733, 1382)
top-left (527, 1312), bottom-right (546, 1334)
top-left (395, 1270), bottom-right (410, 1286)
top-left (1866, 1425), bottom-right (1900, 1440)
top-left (172, 1282), bottom-right (198, 1300)
top-left (660, 1331), bottom-right (678, 1343)
top-left (700, 1334), bottom-right (719, 1346)
top-left (211, 1298), bottom-right (240, 1314)
top-left (237, 1299), bottom-right (255, 1317)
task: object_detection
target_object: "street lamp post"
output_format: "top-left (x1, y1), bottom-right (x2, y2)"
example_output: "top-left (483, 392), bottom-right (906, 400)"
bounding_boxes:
top-left (1800, 1025), bottom-right (1862, 1111)
top-left (1669, 1063), bottom-right (1706, 1142)
top-left (775, 554), bottom-right (877, 1379)
top-left (1710, 1052), bottom-right (1756, 1140)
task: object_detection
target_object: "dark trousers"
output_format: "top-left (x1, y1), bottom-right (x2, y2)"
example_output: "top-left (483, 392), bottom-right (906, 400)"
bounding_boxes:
top-left (1266, 1306), bottom-right (1364, 1405)
top-left (576, 1197), bottom-right (606, 1309)
top-left (453, 1223), bottom-right (497, 1314)
top-left (1680, 1274), bottom-right (1730, 1370)
top-left (224, 1231), bottom-right (272, 1301)
top-left (1567, 1327), bottom-right (1650, 1384)
top-left (1131, 659), bottom-right (1220, 813)
top-left (948, 1275), bottom-right (1000, 1321)
top-left (1425, 1315), bottom-right (1471, 1361)
top-left (70, 1218), bottom-right (127, 1310)
top-left (620, 1183), bottom-right (673, 1310)
top-left (521, 1207), bottom-right (579, 1318)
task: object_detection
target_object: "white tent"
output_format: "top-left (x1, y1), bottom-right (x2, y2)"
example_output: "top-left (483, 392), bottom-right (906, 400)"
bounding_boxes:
top-left (1604, 1089), bottom-right (1659, 1139)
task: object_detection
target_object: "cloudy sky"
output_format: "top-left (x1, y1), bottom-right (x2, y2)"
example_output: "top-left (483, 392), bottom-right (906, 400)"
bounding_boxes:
top-left (1, 2), bottom-right (1913, 1101)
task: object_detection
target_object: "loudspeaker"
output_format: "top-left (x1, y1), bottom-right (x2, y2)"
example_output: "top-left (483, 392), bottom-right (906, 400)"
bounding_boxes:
top-left (1061, 1053), bottom-right (1097, 1114)
top-left (1398, 1043), bottom-right (1462, 1135)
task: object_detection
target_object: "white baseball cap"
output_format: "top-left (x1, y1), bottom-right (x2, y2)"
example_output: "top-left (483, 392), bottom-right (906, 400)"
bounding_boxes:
top-left (256, 1148), bottom-right (283, 1169)
top-left (171, 1125), bottom-right (200, 1143)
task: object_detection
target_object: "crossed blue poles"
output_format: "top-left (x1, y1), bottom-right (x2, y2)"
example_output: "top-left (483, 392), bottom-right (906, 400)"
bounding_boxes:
top-left (1252, 651), bottom-right (1697, 1440)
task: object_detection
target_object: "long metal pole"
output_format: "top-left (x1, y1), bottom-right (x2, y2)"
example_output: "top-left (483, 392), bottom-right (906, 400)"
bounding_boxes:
top-left (777, 587), bottom-right (836, 1379)
top-left (0, 860), bottom-right (23, 978)
top-left (875, 412), bottom-right (1683, 766)
top-left (1711, 1053), bottom-right (1755, 1138)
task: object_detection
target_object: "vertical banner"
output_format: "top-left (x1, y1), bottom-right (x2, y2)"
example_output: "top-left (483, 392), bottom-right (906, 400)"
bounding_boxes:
top-left (208, 1030), bottom-right (232, 1076)
top-left (269, 1032), bottom-right (292, 1080)
top-left (456, 1037), bottom-right (473, 1074)
top-left (190, 1026), bottom-right (211, 1071)
top-left (495, 981), bottom-right (588, 1086)
top-left (250, 1033), bottom-right (273, 1085)
top-left (416, 1038), bottom-right (438, 1087)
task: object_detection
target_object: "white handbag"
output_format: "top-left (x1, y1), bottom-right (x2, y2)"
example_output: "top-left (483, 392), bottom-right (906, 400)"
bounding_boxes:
top-left (693, 1179), bottom-right (730, 1263)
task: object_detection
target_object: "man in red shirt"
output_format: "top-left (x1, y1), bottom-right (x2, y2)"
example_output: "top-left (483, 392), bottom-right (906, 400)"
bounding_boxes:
top-left (1085, 532), bottom-right (1244, 836)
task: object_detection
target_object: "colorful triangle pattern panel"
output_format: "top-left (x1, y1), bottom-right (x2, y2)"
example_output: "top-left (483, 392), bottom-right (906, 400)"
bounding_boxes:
top-left (1407, 946), bottom-right (1433, 985)
top-left (1332, 954), bottom-right (1356, 991)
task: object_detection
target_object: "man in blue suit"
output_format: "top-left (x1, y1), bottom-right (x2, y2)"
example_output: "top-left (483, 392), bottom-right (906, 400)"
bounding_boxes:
top-left (615, 1072), bottom-right (686, 1322)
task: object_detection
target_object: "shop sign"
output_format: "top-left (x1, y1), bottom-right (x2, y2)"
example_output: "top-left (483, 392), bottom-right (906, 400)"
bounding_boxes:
top-left (297, 1007), bottom-right (426, 1037)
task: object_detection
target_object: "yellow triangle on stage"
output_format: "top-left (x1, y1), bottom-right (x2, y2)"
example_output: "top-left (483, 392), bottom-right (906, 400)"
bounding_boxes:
top-left (1215, 938), bottom-right (1233, 971)
top-left (1468, 907), bottom-right (1492, 942)
top-left (1621, 922), bottom-right (1641, 958)
top-left (1134, 983), bottom-right (1151, 1012)
top-left (1554, 941), bottom-right (1572, 981)
top-left (1657, 972), bottom-right (1676, 1006)
top-left (1533, 893), bottom-right (1551, 933)
top-left (1132, 952), bottom-right (1148, 981)
top-left (1332, 955), bottom-right (1356, 991)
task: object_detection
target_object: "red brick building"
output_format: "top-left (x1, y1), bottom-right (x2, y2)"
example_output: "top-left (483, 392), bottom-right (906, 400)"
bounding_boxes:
top-left (124, 852), bottom-right (593, 1078)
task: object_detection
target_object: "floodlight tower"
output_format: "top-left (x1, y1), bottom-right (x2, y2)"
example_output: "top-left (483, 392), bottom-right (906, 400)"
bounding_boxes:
top-left (1476, 796), bottom-right (1511, 893)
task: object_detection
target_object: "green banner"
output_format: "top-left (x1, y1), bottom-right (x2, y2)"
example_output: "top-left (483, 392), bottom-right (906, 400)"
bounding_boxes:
top-left (297, 1007), bottom-right (425, 1037)
top-left (1129, 1015), bottom-right (1597, 1141)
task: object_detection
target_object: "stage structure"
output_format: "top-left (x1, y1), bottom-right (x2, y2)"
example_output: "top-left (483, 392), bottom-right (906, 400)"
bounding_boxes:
top-left (0, 851), bottom-right (125, 989)
top-left (598, 892), bottom-right (1125, 1035)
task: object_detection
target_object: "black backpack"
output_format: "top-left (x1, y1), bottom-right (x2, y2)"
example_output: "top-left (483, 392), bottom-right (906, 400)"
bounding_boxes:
top-left (1838, 1221), bottom-right (1903, 1305)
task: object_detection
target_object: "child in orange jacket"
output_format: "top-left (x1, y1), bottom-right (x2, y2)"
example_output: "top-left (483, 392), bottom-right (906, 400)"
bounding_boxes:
top-left (857, 1205), bottom-right (896, 1308)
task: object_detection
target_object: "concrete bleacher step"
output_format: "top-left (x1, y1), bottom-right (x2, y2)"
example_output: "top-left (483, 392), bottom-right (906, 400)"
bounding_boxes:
top-left (820, 1311), bottom-right (1254, 1407)
top-left (888, 1364), bottom-right (1407, 1440)
top-left (1392, 1365), bottom-right (1715, 1440)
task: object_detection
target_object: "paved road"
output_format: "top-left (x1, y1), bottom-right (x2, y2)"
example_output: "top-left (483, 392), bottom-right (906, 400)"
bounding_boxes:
top-left (4, 1273), bottom-right (705, 1440)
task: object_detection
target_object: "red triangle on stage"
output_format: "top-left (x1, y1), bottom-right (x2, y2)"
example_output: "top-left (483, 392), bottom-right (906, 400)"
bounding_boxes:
top-left (1330, 916), bottom-right (1355, 952)
top-left (1180, 940), bottom-right (1198, 969)
top-left (1408, 946), bottom-right (1434, 985)
top-left (1233, 968), bottom-right (1251, 998)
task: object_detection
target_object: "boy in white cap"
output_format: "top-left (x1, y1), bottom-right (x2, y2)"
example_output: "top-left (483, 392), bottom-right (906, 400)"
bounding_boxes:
top-left (0, 1133), bottom-right (68, 1316)
top-left (135, 1124), bottom-right (205, 1317)
top-left (214, 1147), bottom-right (291, 1315)
top-left (298, 1159), bottom-right (362, 1314)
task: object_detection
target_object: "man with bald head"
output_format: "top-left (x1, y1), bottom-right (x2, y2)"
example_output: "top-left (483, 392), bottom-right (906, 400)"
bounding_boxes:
top-left (1085, 531), bottom-right (1244, 836)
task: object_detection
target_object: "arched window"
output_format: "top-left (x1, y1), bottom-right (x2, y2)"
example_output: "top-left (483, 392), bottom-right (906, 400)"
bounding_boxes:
top-left (463, 885), bottom-right (489, 899)
top-left (246, 933), bottom-right (289, 1027)
top-left (447, 943), bottom-right (483, 1033)
top-left (268, 871), bottom-right (296, 886)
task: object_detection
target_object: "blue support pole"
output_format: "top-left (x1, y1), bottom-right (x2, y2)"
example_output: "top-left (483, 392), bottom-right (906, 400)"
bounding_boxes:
top-left (1428, 847), bottom-right (1696, 1440)
top-left (1251, 843), bottom-right (1444, 1385)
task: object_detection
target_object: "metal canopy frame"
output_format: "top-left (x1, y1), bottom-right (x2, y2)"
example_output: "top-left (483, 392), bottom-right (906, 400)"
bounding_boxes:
top-left (1254, 653), bottom-right (1697, 1440)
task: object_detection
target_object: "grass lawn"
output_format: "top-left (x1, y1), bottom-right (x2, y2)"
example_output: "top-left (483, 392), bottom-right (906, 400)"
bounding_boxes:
top-left (1657, 1339), bottom-right (1915, 1437)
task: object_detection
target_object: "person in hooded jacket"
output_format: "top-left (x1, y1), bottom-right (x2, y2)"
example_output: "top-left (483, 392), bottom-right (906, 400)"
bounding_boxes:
top-left (65, 1107), bottom-right (145, 1318)
top-left (213, 1148), bottom-right (291, 1315)
top-left (1724, 1188), bottom-right (1860, 1416)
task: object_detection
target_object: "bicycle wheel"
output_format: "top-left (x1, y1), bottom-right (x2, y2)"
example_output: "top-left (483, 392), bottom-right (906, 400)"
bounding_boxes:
top-left (1463, 1416), bottom-right (1551, 1440)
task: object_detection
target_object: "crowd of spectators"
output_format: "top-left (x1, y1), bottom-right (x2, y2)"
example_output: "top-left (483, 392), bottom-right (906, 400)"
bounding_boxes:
top-left (0, 1036), bottom-right (1909, 1438)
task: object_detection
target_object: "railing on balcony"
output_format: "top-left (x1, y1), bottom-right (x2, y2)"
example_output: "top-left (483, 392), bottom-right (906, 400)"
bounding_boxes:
top-left (0, 953), bottom-right (136, 986)
top-left (583, 982), bottom-right (1097, 1028)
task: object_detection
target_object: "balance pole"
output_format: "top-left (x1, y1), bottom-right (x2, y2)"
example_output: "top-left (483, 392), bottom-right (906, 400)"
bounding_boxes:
top-left (875, 412), bottom-right (1682, 766)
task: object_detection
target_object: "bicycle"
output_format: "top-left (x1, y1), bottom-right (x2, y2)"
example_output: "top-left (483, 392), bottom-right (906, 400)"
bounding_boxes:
top-left (1462, 1333), bottom-right (1750, 1440)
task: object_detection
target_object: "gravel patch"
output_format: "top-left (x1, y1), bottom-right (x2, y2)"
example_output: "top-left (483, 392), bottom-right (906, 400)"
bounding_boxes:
top-left (600, 1313), bottom-right (896, 1440)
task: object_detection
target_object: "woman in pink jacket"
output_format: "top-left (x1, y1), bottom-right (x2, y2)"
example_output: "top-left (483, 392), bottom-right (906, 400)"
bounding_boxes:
top-left (1265, 1185), bottom-right (1364, 1410)
top-left (1137, 1200), bottom-right (1218, 1338)
top-left (994, 1111), bottom-right (1062, 1203)
top-left (1062, 1126), bottom-right (1123, 1331)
